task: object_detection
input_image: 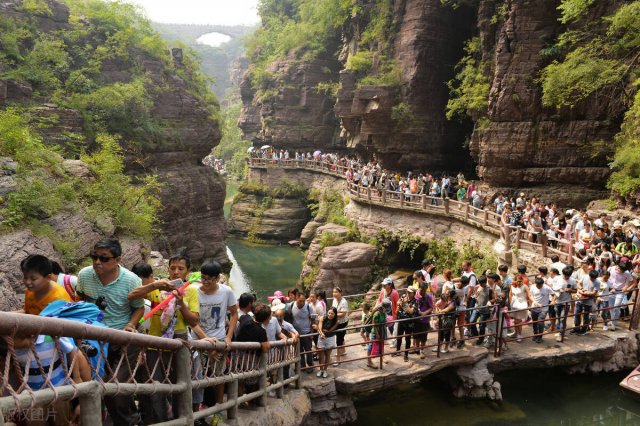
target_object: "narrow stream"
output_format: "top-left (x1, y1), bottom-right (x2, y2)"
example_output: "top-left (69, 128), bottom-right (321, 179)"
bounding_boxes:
top-left (224, 180), bottom-right (305, 300)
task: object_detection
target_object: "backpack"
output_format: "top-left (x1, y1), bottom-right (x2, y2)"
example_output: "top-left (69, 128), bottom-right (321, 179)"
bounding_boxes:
top-left (285, 302), bottom-right (314, 327)
top-left (39, 300), bottom-right (109, 379)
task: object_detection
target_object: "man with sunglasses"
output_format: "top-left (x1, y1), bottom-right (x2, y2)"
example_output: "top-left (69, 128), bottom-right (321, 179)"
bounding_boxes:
top-left (76, 238), bottom-right (145, 426)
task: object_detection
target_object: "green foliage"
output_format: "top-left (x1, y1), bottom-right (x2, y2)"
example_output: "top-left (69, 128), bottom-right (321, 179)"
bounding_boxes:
top-left (391, 102), bottom-right (416, 126)
top-left (309, 189), bottom-right (350, 225)
top-left (360, 0), bottom-right (395, 51)
top-left (4, 36), bottom-right (70, 93)
top-left (446, 37), bottom-right (490, 120)
top-left (540, 47), bottom-right (625, 108)
top-left (19, 0), bottom-right (52, 15)
top-left (374, 230), bottom-right (426, 262)
top-left (608, 84), bottom-right (640, 197)
top-left (315, 81), bottom-right (340, 97)
top-left (238, 179), bottom-right (308, 199)
top-left (558, 0), bottom-right (595, 24)
top-left (424, 238), bottom-right (497, 276)
top-left (319, 231), bottom-right (346, 249)
top-left (358, 58), bottom-right (402, 87)
top-left (246, 0), bottom-right (351, 88)
top-left (212, 97), bottom-right (250, 178)
top-left (81, 134), bottom-right (162, 239)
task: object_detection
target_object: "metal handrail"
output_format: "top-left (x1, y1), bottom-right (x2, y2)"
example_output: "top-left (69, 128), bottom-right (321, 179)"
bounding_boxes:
top-left (0, 312), bottom-right (300, 425)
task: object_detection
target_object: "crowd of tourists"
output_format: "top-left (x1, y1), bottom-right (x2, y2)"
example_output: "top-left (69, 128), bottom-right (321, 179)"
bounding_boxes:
top-left (8, 232), bottom-right (640, 424)
top-left (251, 147), bottom-right (640, 255)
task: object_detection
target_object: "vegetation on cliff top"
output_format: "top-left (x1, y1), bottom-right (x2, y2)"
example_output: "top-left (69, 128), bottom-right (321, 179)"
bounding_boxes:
top-left (0, 0), bottom-right (219, 258)
top-left (540, 0), bottom-right (640, 198)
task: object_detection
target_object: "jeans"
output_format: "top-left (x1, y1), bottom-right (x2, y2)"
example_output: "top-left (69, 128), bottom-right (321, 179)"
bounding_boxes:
top-left (554, 303), bottom-right (567, 331)
top-left (611, 292), bottom-right (627, 326)
top-left (531, 307), bottom-right (548, 338)
top-left (469, 308), bottom-right (490, 342)
top-left (299, 335), bottom-right (314, 369)
top-left (574, 302), bottom-right (592, 333)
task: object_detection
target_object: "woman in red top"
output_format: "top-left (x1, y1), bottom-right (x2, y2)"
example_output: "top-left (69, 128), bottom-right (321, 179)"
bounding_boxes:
top-left (378, 277), bottom-right (399, 341)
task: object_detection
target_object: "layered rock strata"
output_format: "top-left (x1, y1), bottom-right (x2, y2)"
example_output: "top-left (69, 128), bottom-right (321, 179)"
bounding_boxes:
top-left (229, 195), bottom-right (311, 241)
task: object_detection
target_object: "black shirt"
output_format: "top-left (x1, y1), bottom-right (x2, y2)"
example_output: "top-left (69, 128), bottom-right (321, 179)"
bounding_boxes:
top-left (237, 320), bottom-right (267, 344)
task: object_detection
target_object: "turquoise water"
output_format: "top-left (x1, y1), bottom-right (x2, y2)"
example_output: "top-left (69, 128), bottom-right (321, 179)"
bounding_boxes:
top-left (352, 369), bottom-right (640, 426)
top-left (225, 237), bottom-right (304, 302)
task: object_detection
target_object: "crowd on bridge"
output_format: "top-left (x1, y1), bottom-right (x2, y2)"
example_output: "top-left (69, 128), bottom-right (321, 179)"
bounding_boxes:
top-left (251, 147), bottom-right (640, 259)
top-left (5, 229), bottom-right (640, 425)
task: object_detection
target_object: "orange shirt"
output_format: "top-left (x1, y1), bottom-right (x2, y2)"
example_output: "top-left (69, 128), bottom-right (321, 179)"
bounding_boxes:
top-left (24, 282), bottom-right (72, 315)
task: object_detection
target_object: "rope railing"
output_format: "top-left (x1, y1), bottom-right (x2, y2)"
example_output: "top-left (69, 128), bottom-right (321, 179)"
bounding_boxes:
top-left (248, 158), bottom-right (579, 264)
top-left (0, 312), bottom-right (300, 425)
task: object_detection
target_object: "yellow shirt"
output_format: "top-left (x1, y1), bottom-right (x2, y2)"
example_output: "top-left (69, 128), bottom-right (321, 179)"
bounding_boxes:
top-left (24, 282), bottom-right (72, 315)
top-left (147, 285), bottom-right (199, 337)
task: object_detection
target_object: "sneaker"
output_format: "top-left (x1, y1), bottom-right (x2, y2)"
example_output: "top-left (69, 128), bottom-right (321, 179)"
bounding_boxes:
top-left (556, 334), bottom-right (562, 342)
top-left (456, 340), bottom-right (465, 349)
top-left (322, 371), bottom-right (328, 378)
top-left (404, 355), bottom-right (409, 362)
top-left (420, 351), bottom-right (426, 359)
top-left (316, 371), bottom-right (322, 378)
top-left (569, 329), bottom-right (577, 335)
top-left (610, 325), bottom-right (616, 331)
top-left (431, 347), bottom-right (438, 352)
top-left (194, 419), bottom-right (208, 426)
top-left (475, 339), bottom-right (484, 346)
top-left (507, 332), bottom-right (517, 338)
top-left (516, 335), bottom-right (522, 342)
top-left (603, 325), bottom-right (609, 331)
top-left (576, 329), bottom-right (588, 336)
top-left (440, 348), bottom-right (449, 354)
top-left (332, 363), bottom-right (339, 367)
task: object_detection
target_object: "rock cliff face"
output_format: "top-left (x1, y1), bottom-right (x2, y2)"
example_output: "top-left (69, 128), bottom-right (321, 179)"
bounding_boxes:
top-left (239, 57), bottom-right (342, 151)
top-left (0, 0), bottom-right (227, 265)
top-left (336, 0), bottom-right (476, 172)
top-left (243, 0), bottom-right (634, 206)
top-left (470, 0), bottom-right (619, 206)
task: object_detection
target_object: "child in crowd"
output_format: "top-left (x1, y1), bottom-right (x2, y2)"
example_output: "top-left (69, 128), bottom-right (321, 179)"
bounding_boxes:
top-left (360, 302), bottom-right (372, 346)
top-left (20, 255), bottom-right (71, 315)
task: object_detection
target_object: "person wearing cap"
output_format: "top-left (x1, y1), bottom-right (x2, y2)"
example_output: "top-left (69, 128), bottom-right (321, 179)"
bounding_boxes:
top-left (267, 290), bottom-right (288, 303)
top-left (611, 221), bottom-right (625, 248)
top-left (378, 277), bottom-right (399, 337)
top-left (394, 286), bottom-right (417, 362)
top-left (421, 259), bottom-right (435, 287)
top-left (266, 299), bottom-right (288, 342)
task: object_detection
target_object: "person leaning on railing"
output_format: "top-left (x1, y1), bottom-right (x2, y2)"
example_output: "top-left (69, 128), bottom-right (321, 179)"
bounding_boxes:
top-left (74, 239), bottom-right (145, 426)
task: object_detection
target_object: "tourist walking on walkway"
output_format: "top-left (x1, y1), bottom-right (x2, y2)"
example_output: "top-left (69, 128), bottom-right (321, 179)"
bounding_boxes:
top-left (332, 287), bottom-right (349, 365)
top-left (415, 275), bottom-right (434, 358)
top-left (508, 277), bottom-right (532, 342)
top-left (530, 276), bottom-right (553, 343)
top-left (469, 275), bottom-right (495, 345)
top-left (436, 290), bottom-right (457, 353)
top-left (378, 277), bottom-right (399, 346)
top-left (608, 261), bottom-right (634, 330)
top-left (572, 270), bottom-right (598, 335)
top-left (395, 287), bottom-right (417, 361)
top-left (317, 307), bottom-right (338, 377)
top-left (552, 266), bottom-right (577, 341)
top-left (289, 291), bottom-right (317, 372)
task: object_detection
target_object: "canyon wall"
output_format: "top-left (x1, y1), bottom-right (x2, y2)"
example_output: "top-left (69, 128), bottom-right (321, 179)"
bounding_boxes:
top-left (241, 0), bottom-right (633, 207)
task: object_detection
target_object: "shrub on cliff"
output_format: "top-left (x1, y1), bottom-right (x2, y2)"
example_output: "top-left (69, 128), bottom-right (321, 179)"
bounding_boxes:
top-left (0, 110), bottom-right (161, 240)
top-left (540, 1), bottom-right (640, 198)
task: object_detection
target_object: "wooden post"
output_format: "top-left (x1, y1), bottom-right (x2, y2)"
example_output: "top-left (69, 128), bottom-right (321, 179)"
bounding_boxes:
top-left (465, 203), bottom-right (470, 221)
top-left (79, 381), bottom-right (102, 424)
top-left (436, 315), bottom-right (442, 358)
top-left (494, 309), bottom-right (503, 357)
top-left (367, 187), bottom-right (372, 201)
top-left (382, 189), bottom-right (387, 204)
top-left (444, 198), bottom-right (450, 215)
top-left (227, 377), bottom-right (239, 420)
top-left (294, 340), bottom-right (302, 389)
top-left (400, 193), bottom-right (404, 208)
top-left (422, 194), bottom-right (427, 210)
top-left (568, 239), bottom-right (575, 266)
top-left (483, 209), bottom-right (488, 226)
top-left (258, 350), bottom-right (268, 407)
top-left (515, 228), bottom-right (522, 251)
top-left (541, 234), bottom-right (548, 257)
top-left (276, 367), bottom-right (284, 399)
top-left (174, 346), bottom-right (194, 422)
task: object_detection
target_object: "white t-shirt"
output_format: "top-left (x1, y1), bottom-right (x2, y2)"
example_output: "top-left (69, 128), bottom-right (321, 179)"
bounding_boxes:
top-left (195, 284), bottom-right (237, 340)
top-left (608, 266), bottom-right (633, 291)
top-left (553, 278), bottom-right (575, 304)
top-left (530, 285), bottom-right (554, 306)
top-left (579, 277), bottom-right (598, 306)
top-left (265, 316), bottom-right (282, 341)
top-left (332, 297), bottom-right (349, 324)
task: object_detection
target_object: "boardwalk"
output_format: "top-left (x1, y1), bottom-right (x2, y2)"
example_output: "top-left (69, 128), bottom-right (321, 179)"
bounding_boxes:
top-left (248, 158), bottom-right (578, 265)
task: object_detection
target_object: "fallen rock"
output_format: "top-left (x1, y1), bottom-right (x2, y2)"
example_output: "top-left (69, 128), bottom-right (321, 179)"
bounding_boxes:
top-left (62, 159), bottom-right (93, 180)
top-left (300, 220), bottom-right (322, 246)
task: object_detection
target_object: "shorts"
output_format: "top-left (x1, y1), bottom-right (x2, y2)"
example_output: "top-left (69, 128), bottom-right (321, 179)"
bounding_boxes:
top-left (317, 335), bottom-right (336, 349)
top-left (413, 322), bottom-right (428, 340)
top-left (335, 322), bottom-right (348, 346)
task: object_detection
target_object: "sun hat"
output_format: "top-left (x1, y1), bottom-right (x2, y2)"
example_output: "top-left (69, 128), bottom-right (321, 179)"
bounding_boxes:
top-left (406, 286), bottom-right (416, 293)
top-left (613, 220), bottom-right (623, 229)
top-left (271, 299), bottom-right (285, 312)
top-left (267, 290), bottom-right (287, 302)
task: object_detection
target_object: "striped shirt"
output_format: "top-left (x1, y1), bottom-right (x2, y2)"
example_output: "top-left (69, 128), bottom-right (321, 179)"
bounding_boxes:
top-left (77, 265), bottom-right (143, 330)
top-left (17, 336), bottom-right (75, 390)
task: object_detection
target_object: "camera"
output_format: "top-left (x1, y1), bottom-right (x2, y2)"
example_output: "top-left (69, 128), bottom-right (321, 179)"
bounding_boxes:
top-left (95, 296), bottom-right (107, 311)
top-left (78, 341), bottom-right (98, 357)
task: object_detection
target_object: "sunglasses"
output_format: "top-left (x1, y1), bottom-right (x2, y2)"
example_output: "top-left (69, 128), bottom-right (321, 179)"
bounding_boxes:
top-left (90, 253), bottom-right (115, 263)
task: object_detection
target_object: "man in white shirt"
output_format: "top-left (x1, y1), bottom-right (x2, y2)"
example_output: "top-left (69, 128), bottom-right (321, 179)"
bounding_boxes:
top-left (530, 277), bottom-right (554, 343)
top-left (571, 270), bottom-right (598, 336)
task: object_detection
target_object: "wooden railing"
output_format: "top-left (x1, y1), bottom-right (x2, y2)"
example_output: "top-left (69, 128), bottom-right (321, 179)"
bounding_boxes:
top-left (249, 157), bottom-right (580, 265)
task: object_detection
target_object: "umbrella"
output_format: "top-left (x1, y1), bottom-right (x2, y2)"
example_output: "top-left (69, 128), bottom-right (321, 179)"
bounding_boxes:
top-left (247, 146), bottom-right (254, 153)
top-left (313, 150), bottom-right (321, 157)
top-left (260, 145), bottom-right (271, 150)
